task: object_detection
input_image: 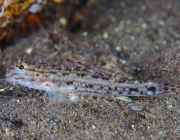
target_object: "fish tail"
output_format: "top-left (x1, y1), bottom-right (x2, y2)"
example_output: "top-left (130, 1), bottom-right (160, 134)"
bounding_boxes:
top-left (152, 78), bottom-right (180, 96)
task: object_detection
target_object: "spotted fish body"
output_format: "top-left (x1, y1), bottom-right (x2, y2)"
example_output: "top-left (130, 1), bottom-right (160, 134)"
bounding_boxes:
top-left (5, 55), bottom-right (180, 102)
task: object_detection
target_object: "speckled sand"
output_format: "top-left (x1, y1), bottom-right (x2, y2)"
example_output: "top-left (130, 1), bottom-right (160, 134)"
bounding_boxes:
top-left (0, 0), bottom-right (180, 139)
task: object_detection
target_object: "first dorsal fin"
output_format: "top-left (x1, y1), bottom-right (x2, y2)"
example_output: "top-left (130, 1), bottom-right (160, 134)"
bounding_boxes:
top-left (90, 61), bottom-right (127, 76)
top-left (61, 55), bottom-right (86, 70)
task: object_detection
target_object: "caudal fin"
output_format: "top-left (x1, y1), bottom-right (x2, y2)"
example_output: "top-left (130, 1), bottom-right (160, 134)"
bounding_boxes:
top-left (152, 78), bottom-right (180, 96)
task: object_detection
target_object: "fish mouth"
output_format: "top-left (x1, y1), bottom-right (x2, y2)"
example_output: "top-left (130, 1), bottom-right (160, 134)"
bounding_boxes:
top-left (5, 73), bottom-right (15, 82)
top-left (5, 65), bottom-right (15, 78)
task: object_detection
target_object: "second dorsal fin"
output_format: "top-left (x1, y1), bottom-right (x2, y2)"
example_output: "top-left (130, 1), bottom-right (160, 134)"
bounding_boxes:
top-left (61, 55), bottom-right (86, 70)
top-left (90, 61), bottom-right (135, 81)
top-left (90, 61), bottom-right (127, 76)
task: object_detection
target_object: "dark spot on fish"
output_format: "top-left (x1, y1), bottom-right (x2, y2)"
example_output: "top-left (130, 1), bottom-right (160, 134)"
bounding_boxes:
top-left (36, 65), bottom-right (40, 69)
top-left (163, 87), bottom-right (169, 91)
top-left (102, 77), bottom-right (106, 80)
top-left (81, 73), bottom-right (86, 77)
top-left (171, 87), bottom-right (176, 92)
top-left (106, 91), bottom-right (111, 94)
top-left (177, 84), bottom-right (180, 88)
top-left (62, 73), bottom-right (69, 76)
top-left (50, 71), bottom-right (57, 74)
top-left (129, 88), bottom-right (133, 91)
top-left (92, 75), bottom-right (99, 79)
top-left (164, 82), bottom-right (170, 86)
top-left (147, 86), bottom-right (156, 92)
top-left (85, 84), bottom-right (94, 88)
top-left (66, 81), bottom-right (73, 85)
top-left (134, 88), bottom-right (138, 92)
top-left (89, 84), bottom-right (94, 88)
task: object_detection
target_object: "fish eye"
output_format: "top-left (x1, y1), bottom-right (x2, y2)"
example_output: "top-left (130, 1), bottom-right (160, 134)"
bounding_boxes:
top-left (19, 65), bottom-right (24, 70)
